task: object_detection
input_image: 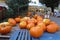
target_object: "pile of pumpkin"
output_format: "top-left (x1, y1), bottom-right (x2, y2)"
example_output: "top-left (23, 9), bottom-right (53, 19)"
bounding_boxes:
top-left (18, 14), bottom-right (59, 38)
top-left (0, 14), bottom-right (59, 38)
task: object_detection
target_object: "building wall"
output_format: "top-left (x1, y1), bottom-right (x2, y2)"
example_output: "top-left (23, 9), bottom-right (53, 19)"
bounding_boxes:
top-left (28, 6), bottom-right (45, 15)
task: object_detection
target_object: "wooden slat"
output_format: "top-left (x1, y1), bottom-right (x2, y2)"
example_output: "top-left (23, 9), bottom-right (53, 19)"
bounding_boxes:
top-left (21, 30), bottom-right (25, 40)
top-left (28, 30), bottom-right (31, 40)
top-left (25, 30), bottom-right (28, 40)
top-left (18, 30), bottom-right (23, 40)
top-left (9, 30), bottom-right (20, 40)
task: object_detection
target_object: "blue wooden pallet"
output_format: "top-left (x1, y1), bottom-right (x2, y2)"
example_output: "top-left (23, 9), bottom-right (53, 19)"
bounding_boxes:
top-left (9, 29), bottom-right (60, 40)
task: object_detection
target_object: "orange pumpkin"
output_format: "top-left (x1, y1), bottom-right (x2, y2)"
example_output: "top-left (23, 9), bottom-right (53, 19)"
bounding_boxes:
top-left (37, 21), bottom-right (43, 24)
top-left (33, 14), bottom-right (38, 19)
top-left (15, 17), bottom-right (21, 23)
top-left (27, 12), bottom-right (31, 16)
top-left (37, 22), bottom-right (46, 31)
top-left (27, 19), bottom-right (35, 24)
top-left (47, 24), bottom-right (59, 33)
top-left (21, 17), bottom-right (30, 22)
top-left (0, 22), bottom-right (12, 34)
top-left (43, 19), bottom-right (50, 25)
top-left (19, 21), bottom-right (27, 29)
top-left (26, 23), bottom-right (35, 30)
top-left (37, 16), bottom-right (43, 22)
top-left (30, 27), bottom-right (43, 38)
top-left (31, 18), bottom-right (37, 24)
top-left (8, 18), bottom-right (16, 26)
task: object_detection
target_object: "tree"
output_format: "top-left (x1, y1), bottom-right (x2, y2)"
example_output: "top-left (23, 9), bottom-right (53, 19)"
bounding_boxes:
top-left (6, 0), bottom-right (29, 17)
top-left (39, 0), bottom-right (59, 12)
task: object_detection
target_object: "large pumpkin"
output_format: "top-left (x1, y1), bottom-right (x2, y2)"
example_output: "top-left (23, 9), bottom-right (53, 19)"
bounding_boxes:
top-left (15, 17), bottom-right (21, 23)
top-left (30, 27), bottom-right (43, 38)
top-left (26, 23), bottom-right (35, 30)
top-left (8, 18), bottom-right (16, 26)
top-left (37, 22), bottom-right (46, 31)
top-left (19, 21), bottom-right (27, 29)
top-left (47, 24), bottom-right (59, 33)
top-left (43, 19), bottom-right (50, 25)
top-left (0, 22), bottom-right (12, 34)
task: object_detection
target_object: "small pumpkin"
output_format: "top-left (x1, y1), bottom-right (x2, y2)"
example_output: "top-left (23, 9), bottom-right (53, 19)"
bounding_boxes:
top-left (26, 23), bottom-right (35, 30)
top-left (33, 14), bottom-right (38, 19)
top-left (20, 17), bottom-right (30, 22)
top-left (0, 22), bottom-right (12, 34)
top-left (37, 22), bottom-right (46, 31)
top-left (8, 18), bottom-right (16, 26)
top-left (30, 27), bottom-right (43, 38)
top-left (43, 19), bottom-right (50, 25)
top-left (15, 17), bottom-right (21, 23)
top-left (47, 24), bottom-right (59, 33)
top-left (27, 19), bottom-right (35, 24)
top-left (19, 21), bottom-right (27, 29)
top-left (27, 12), bottom-right (31, 16)
top-left (31, 18), bottom-right (37, 24)
top-left (37, 16), bottom-right (43, 22)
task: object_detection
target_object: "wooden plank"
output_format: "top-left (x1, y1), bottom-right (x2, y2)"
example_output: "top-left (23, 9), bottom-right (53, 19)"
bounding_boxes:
top-left (28, 30), bottom-right (31, 40)
top-left (25, 30), bottom-right (28, 40)
top-left (9, 30), bottom-right (20, 40)
top-left (21, 30), bottom-right (25, 40)
top-left (18, 30), bottom-right (23, 40)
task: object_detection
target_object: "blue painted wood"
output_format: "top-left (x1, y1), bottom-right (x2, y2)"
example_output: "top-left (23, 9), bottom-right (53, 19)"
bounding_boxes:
top-left (21, 30), bottom-right (25, 40)
top-left (9, 30), bottom-right (20, 40)
top-left (32, 37), bottom-right (40, 40)
top-left (18, 30), bottom-right (23, 40)
top-left (28, 30), bottom-right (31, 40)
top-left (25, 30), bottom-right (28, 40)
top-left (39, 32), bottom-right (55, 40)
top-left (10, 29), bottom-right (60, 40)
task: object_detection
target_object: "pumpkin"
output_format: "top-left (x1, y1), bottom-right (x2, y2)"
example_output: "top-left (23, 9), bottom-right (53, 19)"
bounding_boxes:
top-left (19, 21), bottom-right (27, 29)
top-left (15, 17), bottom-right (20, 23)
top-left (31, 18), bottom-right (37, 24)
top-left (27, 12), bottom-right (31, 16)
top-left (43, 19), bottom-right (50, 25)
top-left (37, 22), bottom-right (46, 31)
top-left (21, 17), bottom-right (30, 22)
top-left (27, 19), bottom-right (35, 24)
top-left (33, 14), bottom-right (38, 19)
top-left (37, 21), bottom-right (43, 24)
top-left (47, 24), bottom-right (59, 33)
top-left (8, 18), bottom-right (16, 26)
top-left (26, 23), bottom-right (35, 30)
top-left (0, 22), bottom-right (12, 34)
top-left (30, 27), bottom-right (43, 38)
top-left (37, 16), bottom-right (43, 22)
